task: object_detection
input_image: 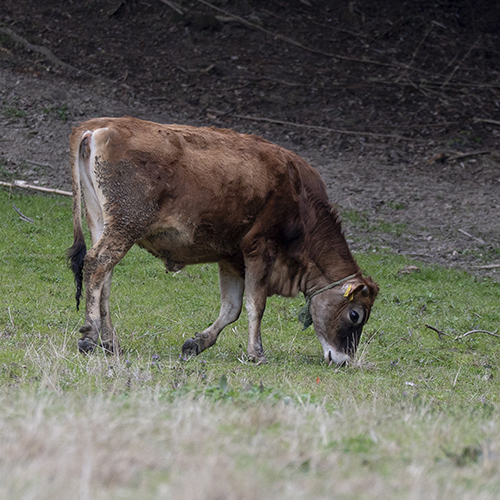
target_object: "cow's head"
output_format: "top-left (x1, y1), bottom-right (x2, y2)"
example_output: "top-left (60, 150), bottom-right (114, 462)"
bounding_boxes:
top-left (309, 276), bottom-right (378, 365)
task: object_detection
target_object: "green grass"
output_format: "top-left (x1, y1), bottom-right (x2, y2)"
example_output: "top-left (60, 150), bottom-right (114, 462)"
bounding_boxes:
top-left (2, 105), bottom-right (27, 119)
top-left (1, 188), bottom-right (500, 498)
top-left (43, 103), bottom-right (69, 122)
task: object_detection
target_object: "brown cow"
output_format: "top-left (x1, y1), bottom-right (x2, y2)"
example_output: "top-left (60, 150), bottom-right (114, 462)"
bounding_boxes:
top-left (67, 116), bottom-right (378, 365)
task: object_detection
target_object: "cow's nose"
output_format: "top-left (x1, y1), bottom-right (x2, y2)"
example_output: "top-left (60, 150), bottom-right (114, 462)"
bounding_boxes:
top-left (326, 349), bottom-right (350, 366)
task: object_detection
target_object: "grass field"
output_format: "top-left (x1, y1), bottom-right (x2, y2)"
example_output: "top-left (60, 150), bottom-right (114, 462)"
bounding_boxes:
top-left (1, 188), bottom-right (500, 499)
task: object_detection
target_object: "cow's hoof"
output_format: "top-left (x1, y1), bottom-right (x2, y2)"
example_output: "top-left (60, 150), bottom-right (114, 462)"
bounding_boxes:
top-left (78, 337), bottom-right (97, 354)
top-left (101, 340), bottom-right (122, 356)
top-left (181, 338), bottom-right (200, 359)
top-left (248, 354), bottom-right (269, 365)
top-left (101, 341), bottom-right (113, 355)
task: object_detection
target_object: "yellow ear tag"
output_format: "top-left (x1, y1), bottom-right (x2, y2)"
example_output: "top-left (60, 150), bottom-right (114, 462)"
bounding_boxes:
top-left (343, 284), bottom-right (354, 300)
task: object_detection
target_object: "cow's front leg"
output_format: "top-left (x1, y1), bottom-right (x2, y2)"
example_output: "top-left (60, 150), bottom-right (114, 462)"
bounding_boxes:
top-left (182, 262), bottom-right (244, 358)
top-left (245, 292), bottom-right (268, 364)
top-left (242, 243), bottom-right (275, 365)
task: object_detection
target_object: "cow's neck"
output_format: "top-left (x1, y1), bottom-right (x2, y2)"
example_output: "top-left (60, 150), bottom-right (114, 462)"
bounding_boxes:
top-left (269, 197), bottom-right (359, 299)
top-left (269, 224), bottom-right (359, 299)
top-left (302, 254), bottom-right (359, 297)
top-left (300, 207), bottom-right (360, 297)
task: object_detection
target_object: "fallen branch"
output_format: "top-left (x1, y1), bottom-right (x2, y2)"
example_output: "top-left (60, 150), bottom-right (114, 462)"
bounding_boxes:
top-left (159, 0), bottom-right (185, 15)
top-left (447, 150), bottom-right (492, 161)
top-left (474, 118), bottom-right (500, 126)
top-left (472, 264), bottom-right (500, 269)
top-left (452, 365), bottom-right (462, 388)
top-left (426, 324), bottom-right (500, 341)
top-left (455, 329), bottom-right (500, 340)
top-left (25, 159), bottom-right (52, 168)
top-left (441, 39), bottom-right (480, 88)
top-left (0, 27), bottom-right (93, 77)
top-left (0, 180), bottom-right (72, 197)
top-left (237, 75), bottom-right (306, 87)
top-left (371, 79), bottom-right (500, 91)
top-left (178, 63), bottom-right (216, 74)
top-left (425, 324), bottom-right (449, 340)
top-left (207, 109), bottom-right (403, 139)
top-left (458, 228), bottom-right (486, 245)
top-left (396, 22), bottom-right (434, 84)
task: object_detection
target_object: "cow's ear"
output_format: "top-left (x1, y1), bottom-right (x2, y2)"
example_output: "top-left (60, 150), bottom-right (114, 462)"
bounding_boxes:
top-left (341, 280), bottom-right (378, 302)
top-left (341, 282), bottom-right (365, 301)
top-left (363, 278), bottom-right (379, 300)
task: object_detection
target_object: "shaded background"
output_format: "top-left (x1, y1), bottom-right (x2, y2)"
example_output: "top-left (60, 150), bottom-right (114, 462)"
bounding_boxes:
top-left (0, 0), bottom-right (499, 274)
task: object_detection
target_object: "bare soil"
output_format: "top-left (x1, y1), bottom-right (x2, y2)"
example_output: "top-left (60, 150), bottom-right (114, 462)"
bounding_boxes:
top-left (0, 0), bottom-right (499, 279)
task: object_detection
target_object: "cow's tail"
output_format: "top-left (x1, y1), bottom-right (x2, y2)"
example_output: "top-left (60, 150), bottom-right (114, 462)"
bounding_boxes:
top-left (66, 130), bottom-right (89, 310)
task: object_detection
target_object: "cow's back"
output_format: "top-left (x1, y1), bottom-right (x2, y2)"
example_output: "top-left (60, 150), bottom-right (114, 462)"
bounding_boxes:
top-left (74, 116), bottom-right (301, 194)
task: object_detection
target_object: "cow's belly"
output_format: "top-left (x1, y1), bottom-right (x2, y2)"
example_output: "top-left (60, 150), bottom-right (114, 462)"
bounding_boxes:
top-left (137, 225), bottom-right (236, 271)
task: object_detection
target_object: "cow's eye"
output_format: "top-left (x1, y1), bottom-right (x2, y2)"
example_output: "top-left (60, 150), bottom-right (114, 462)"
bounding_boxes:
top-left (349, 309), bottom-right (363, 325)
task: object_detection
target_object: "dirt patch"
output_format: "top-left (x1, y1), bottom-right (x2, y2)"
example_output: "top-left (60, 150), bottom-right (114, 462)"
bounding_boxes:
top-left (0, 0), bottom-right (499, 279)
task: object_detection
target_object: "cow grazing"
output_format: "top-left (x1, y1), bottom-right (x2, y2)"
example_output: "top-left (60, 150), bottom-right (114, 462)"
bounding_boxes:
top-left (67, 116), bottom-right (378, 365)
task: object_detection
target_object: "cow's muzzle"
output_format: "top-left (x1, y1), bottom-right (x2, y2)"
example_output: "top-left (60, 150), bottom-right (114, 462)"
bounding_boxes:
top-left (326, 349), bottom-right (351, 367)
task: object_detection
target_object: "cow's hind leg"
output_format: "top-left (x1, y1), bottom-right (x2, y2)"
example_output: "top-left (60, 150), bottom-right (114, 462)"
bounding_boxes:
top-left (79, 233), bottom-right (132, 354)
top-left (99, 269), bottom-right (121, 355)
top-left (182, 262), bottom-right (244, 358)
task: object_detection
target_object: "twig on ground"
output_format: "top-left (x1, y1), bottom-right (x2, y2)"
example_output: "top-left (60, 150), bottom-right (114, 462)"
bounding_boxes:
top-left (472, 264), bottom-right (500, 269)
top-left (12, 204), bottom-right (34, 223)
top-left (207, 107), bottom-right (234, 118)
top-left (474, 117), bottom-right (500, 126)
top-left (427, 324), bottom-right (500, 342)
top-left (159, 0), bottom-right (185, 15)
top-left (178, 64), bottom-right (216, 74)
top-left (405, 76), bottom-right (431, 97)
top-left (370, 79), bottom-right (500, 91)
top-left (455, 329), bottom-right (500, 340)
top-left (0, 180), bottom-right (72, 197)
top-left (25, 159), bottom-right (52, 168)
top-left (425, 324), bottom-right (449, 340)
top-left (447, 150), bottom-right (492, 161)
top-left (452, 365), bottom-right (462, 388)
top-left (206, 109), bottom-right (404, 139)
top-left (458, 228), bottom-right (486, 245)
top-left (441, 38), bottom-right (480, 88)
top-left (241, 75), bottom-right (306, 87)
top-left (396, 22), bottom-right (434, 84)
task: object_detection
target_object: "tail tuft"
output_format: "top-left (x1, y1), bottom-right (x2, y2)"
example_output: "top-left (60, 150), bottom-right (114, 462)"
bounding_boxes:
top-left (67, 237), bottom-right (86, 310)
